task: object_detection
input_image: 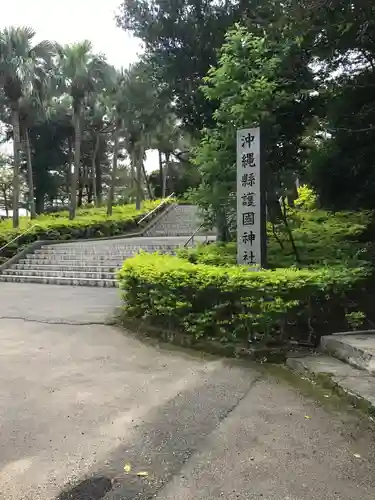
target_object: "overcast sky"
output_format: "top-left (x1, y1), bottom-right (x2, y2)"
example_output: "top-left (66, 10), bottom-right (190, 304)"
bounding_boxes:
top-left (0, 0), bottom-right (159, 171)
top-left (0, 0), bottom-right (142, 68)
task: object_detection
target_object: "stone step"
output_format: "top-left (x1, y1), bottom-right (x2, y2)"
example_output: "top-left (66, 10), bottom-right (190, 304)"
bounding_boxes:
top-left (4, 269), bottom-right (116, 279)
top-left (145, 204), bottom-right (203, 237)
top-left (146, 231), bottom-right (199, 236)
top-left (0, 274), bottom-right (116, 287)
top-left (37, 245), bottom-right (177, 254)
top-left (321, 332), bottom-right (375, 375)
top-left (18, 258), bottom-right (125, 266)
top-left (286, 353), bottom-right (375, 412)
top-left (12, 263), bottom-right (119, 272)
top-left (24, 253), bottom-right (140, 261)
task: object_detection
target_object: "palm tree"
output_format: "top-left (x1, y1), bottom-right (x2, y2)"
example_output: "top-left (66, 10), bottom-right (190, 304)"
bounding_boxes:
top-left (56, 41), bottom-right (114, 219)
top-left (0, 26), bottom-right (54, 227)
top-left (106, 71), bottom-right (128, 216)
top-left (119, 63), bottom-right (161, 209)
top-left (19, 93), bottom-right (45, 219)
top-left (87, 95), bottom-right (109, 206)
top-left (152, 114), bottom-right (181, 197)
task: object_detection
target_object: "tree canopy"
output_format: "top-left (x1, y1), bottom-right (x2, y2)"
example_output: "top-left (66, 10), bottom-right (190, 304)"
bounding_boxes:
top-left (1, 0), bottom-right (375, 228)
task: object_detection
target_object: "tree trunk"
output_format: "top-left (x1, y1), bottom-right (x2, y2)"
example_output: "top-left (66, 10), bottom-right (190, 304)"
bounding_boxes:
top-left (1, 189), bottom-right (9, 217)
top-left (96, 161), bottom-right (103, 206)
top-left (87, 185), bottom-right (93, 204)
top-left (163, 152), bottom-right (170, 197)
top-left (142, 161), bottom-right (153, 200)
top-left (35, 191), bottom-right (44, 214)
top-left (130, 144), bottom-right (135, 190)
top-left (77, 185), bottom-right (83, 207)
top-left (135, 147), bottom-right (142, 210)
top-left (25, 128), bottom-right (36, 219)
top-left (11, 106), bottom-right (21, 228)
top-left (158, 150), bottom-right (164, 197)
top-left (107, 128), bottom-right (119, 216)
top-left (216, 208), bottom-right (230, 242)
top-left (287, 181), bottom-right (298, 207)
top-left (70, 104), bottom-right (81, 220)
top-left (92, 132), bottom-right (100, 207)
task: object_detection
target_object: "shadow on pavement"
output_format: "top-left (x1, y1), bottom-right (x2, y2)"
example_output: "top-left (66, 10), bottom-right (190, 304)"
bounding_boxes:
top-left (55, 476), bottom-right (112, 500)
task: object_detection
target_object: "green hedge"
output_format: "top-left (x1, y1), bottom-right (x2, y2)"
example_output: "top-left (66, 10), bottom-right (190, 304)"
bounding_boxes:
top-left (0, 200), bottom-right (165, 262)
top-left (117, 253), bottom-right (369, 346)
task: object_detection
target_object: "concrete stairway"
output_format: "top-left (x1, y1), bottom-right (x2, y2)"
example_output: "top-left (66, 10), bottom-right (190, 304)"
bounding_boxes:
top-left (0, 205), bottom-right (213, 287)
top-left (0, 238), bottom-right (181, 287)
top-left (287, 331), bottom-right (375, 411)
top-left (144, 204), bottom-right (211, 237)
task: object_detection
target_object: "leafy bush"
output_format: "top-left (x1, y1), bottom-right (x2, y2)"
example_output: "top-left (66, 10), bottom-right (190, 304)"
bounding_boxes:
top-left (118, 252), bottom-right (369, 346)
top-left (178, 210), bottom-right (372, 269)
top-left (0, 200), bottom-right (165, 262)
top-left (294, 184), bottom-right (318, 210)
top-left (177, 242), bottom-right (237, 266)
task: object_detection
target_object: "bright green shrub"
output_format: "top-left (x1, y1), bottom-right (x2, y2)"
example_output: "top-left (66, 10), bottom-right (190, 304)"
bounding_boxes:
top-left (0, 200), bottom-right (165, 262)
top-left (177, 242), bottom-right (237, 266)
top-left (294, 184), bottom-right (318, 210)
top-left (117, 253), bottom-right (369, 345)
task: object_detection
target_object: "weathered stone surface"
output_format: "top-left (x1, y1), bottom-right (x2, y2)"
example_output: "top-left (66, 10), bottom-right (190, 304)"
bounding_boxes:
top-left (321, 333), bottom-right (375, 374)
top-left (287, 354), bottom-right (375, 410)
top-left (144, 204), bottom-right (215, 237)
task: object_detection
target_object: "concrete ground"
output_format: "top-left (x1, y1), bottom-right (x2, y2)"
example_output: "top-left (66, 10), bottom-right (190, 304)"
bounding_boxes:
top-left (0, 283), bottom-right (375, 500)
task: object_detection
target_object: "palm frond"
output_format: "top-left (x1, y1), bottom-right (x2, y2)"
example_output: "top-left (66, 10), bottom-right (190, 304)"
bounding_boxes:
top-left (0, 26), bottom-right (55, 103)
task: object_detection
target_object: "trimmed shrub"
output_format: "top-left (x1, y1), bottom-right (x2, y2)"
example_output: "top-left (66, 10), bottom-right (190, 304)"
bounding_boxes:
top-left (117, 253), bottom-right (369, 346)
top-left (0, 200), bottom-right (166, 262)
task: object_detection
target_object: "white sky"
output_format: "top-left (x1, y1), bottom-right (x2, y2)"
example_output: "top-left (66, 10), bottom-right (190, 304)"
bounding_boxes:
top-left (0, 0), bottom-right (142, 68)
top-left (0, 0), bottom-right (159, 171)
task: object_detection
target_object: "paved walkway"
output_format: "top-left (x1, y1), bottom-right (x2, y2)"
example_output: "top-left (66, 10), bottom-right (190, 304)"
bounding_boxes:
top-left (0, 282), bottom-right (375, 500)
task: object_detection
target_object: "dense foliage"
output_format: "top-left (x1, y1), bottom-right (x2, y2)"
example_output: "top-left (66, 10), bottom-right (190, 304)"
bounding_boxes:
top-left (113, 0), bottom-right (375, 346)
top-left (0, 27), bottom-right (189, 228)
top-left (178, 210), bottom-right (371, 269)
top-left (116, 0), bottom-right (375, 216)
top-left (2, 1), bottom-right (375, 349)
top-left (118, 207), bottom-right (374, 346)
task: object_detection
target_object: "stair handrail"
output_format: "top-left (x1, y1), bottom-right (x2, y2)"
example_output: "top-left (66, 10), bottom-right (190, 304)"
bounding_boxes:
top-left (0, 224), bottom-right (39, 254)
top-left (184, 221), bottom-right (207, 248)
top-left (138, 193), bottom-right (175, 225)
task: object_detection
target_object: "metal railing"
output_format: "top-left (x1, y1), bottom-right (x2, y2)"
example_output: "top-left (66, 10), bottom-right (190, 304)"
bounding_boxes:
top-left (184, 222), bottom-right (210, 248)
top-left (138, 193), bottom-right (175, 225)
top-left (0, 224), bottom-right (39, 255)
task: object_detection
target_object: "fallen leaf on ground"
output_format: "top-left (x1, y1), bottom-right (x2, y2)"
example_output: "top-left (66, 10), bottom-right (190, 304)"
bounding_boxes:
top-left (124, 463), bottom-right (132, 473)
top-left (137, 471), bottom-right (149, 477)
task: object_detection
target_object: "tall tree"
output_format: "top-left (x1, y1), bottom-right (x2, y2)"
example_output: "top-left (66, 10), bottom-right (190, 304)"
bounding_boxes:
top-left (117, 0), bottom-right (238, 132)
top-left (117, 0), bottom-right (291, 134)
top-left (56, 41), bottom-right (113, 219)
top-left (0, 26), bottom-right (54, 227)
top-left (87, 95), bottom-right (109, 206)
top-left (117, 63), bottom-right (162, 209)
top-left (194, 24), bottom-right (314, 239)
top-left (151, 114), bottom-right (182, 197)
top-left (106, 71), bottom-right (128, 216)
